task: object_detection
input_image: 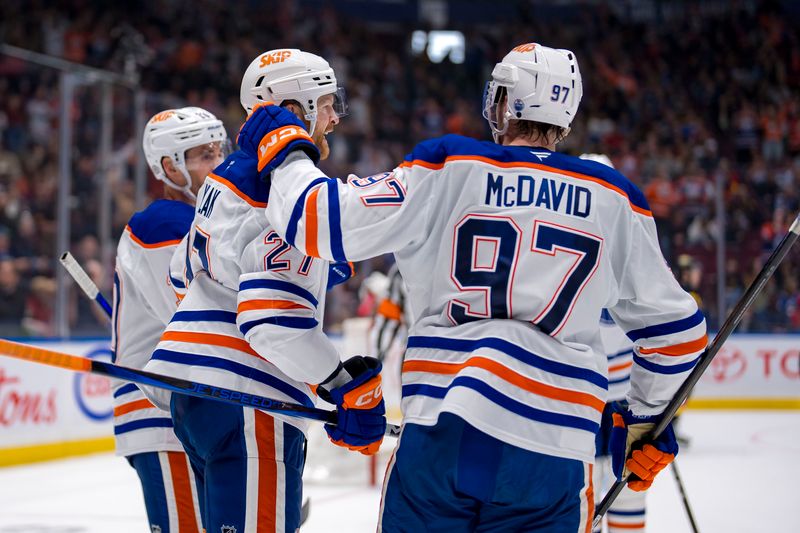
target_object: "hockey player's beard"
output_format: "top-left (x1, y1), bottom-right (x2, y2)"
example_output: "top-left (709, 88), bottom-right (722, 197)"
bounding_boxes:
top-left (313, 130), bottom-right (330, 160)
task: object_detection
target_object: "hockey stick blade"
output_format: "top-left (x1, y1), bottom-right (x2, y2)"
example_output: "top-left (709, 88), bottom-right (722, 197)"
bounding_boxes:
top-left (59, 251), bottom-right (113, 317)
top-left (593, 212), bottom-right (800, 528)
top-left (0, 338), bottom-right (402, 438)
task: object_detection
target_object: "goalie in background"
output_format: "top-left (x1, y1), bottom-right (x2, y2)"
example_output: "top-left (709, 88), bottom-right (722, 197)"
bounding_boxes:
top-left (113, 106), bottom-right (229, 532)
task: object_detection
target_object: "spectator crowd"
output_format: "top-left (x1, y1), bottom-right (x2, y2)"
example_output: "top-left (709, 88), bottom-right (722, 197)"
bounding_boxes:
top-left (0, 0), bottom-right (798, 336)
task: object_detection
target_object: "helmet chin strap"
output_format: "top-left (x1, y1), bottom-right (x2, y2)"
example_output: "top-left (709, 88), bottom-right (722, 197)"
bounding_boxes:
top-left (303, 110), bottom-right (318, 137)
top-left (161, 162), bottom-right (197, 202)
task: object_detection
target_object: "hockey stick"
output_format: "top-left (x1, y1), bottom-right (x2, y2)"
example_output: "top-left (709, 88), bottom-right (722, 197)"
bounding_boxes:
top-left (60, 254), bottom-right (324, 524)
top-left (593, 212), bottom-right (800, 527)
top-left (0, 338), bottom-right (402, 438)
top-left (671, 460), bottom-right (700, 533)
top-left (60, 251), bottom-right (112, 317)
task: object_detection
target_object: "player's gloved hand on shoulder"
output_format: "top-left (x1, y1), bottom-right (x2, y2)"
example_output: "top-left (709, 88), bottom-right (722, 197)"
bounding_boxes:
top-left (237, 103), bottom-right (320, 178)
top-left (609, 401), bottom-right (678, 492)
top-left (318, 356), bottom-right (386, 455)
top-left (326, 262), bottom-right (355, 290)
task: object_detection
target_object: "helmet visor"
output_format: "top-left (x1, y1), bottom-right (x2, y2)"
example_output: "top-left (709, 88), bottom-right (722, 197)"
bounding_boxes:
top-left (329, 86), bottom-right (348, 118)
top-left (184, 140), bottom-right (233, 173)
top-left (482, 81), bottom-right (507, 134)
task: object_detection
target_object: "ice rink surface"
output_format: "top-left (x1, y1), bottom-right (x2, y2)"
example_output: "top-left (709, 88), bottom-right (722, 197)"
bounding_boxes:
top-left (1, 410), bottom-right (798, 533)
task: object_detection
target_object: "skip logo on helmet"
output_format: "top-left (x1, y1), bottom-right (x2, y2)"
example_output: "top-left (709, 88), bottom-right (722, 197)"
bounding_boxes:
top-left (259, 50), bottom-right (292, 67)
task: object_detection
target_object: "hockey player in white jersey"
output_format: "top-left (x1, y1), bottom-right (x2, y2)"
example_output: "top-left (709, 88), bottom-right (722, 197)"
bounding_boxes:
top-left (113, 106), bottom-right (228, 532)
top-left (579, 154), bottom-right (647, 533)
top-left (240, 42), bottom-right (707, 531)
top-left (366, 254), bottom-right (648, 532)
top-left (144, 49), bottom-right (386, 533)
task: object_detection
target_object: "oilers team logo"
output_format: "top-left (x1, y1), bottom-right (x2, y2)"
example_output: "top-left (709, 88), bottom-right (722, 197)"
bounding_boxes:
top-left (73, 346), bottom-right (113, 421)
top-left (513, 98), bottom-right (525, 112)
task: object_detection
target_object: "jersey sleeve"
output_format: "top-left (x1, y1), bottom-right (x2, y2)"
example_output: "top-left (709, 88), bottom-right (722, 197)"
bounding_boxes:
top-left (265, 151), bottom-right (430, 261)
top-left (168, 234), bottom-right (190, 305)
top-left (608, 213), bottom-right (707, 417)
top-left (236, 228), bottom-right (341, 385)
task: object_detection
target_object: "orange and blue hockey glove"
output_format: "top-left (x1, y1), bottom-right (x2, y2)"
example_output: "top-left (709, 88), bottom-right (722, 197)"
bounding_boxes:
top-left (237, 103), bottom-right (320, 179)
top-left (326, 262), bottom-right (355, 290)
top-left (318, 356), bottom-right (386, 455)
top-left (609, 401), bottom-right (678, 492)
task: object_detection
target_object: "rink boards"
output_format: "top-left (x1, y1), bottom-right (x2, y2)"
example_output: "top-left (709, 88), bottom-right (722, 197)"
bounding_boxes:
top-left (0, 333), bottom-right (798, 466)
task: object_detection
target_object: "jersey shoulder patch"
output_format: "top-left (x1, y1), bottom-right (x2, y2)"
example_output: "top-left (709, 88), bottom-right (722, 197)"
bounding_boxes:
top-left (127, 199), bottom-right (193, 246)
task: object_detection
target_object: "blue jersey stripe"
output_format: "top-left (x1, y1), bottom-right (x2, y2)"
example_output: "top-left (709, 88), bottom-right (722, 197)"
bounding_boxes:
top-left (326, 180), bottom-right (346, 262)
top-left (239, 316), bottom-right (318, 336)
top-left (113, 383), bottom-right (139, 398)
top-left (626, 309), bottom-right (705, 342)
top-left (171, 310), bottom-right (237, 324)
top-left (607, 509), bottom-right (646, 516)
top-left (607, 348), bottom-right (634, 361)
top-left (632, 354), bottom-right (700, 375)
top-left (169, 275), bottom-right (185, 289)
top-left (407, 336), bottom-right (607, 389)
top-left (608, 375), bottom-right (631, 385)
top-left (114, 417), bottom-right (173, 435)
top-left (151, 349), bottom-right (313, 407)
top-left (403, 376), bottom-right (599, 433)
top-left (239, 279), bottom-right (318, 308)
top-left (286, 177), bottom-right (328, 248)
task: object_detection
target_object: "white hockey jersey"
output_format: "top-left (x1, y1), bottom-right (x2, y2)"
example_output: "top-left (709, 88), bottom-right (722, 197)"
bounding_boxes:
top-left (265, 134), bottom-right (707, 463)
top-left (144, 158), bottom-right (341, 435)
top-left (599, 309), bottom-right (634, 403)
top-left (112, 199), bottom-right (193, 457)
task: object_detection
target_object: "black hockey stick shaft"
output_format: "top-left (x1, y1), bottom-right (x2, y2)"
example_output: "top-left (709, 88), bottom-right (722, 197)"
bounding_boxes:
top-left (672, 460), bottom-right (700, 533)
top-left (0, 338), bottom-right (402, 438)
top-left (594, 212), bottom-right (800, 526)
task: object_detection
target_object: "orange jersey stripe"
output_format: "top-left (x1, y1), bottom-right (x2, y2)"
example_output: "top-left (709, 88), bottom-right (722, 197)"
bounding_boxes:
top-left (160, 330), bottom-right (259, 358)
top-left (167, 452), bottom-right (200, 533)
top-left (125, 225), bottom-right (183, 249)
top-left (606, 521), bottom-right (646, 529)
top-left (255, 411), bottom-right (277, 532)
top-left (305, 186), bottom-right (321, 257)
top-left (114, 398), bottom-right (156, 417)
top-left (403, 357), bottom-right (605, 412)
top-left (608, 360), bottom-right (633, 373)
top-left (639, 334), bottom-right (708, 357)
top-left (237, 299), bottom-right (311, 314)
top-left (207, 172), bottom-right (268, 208)
top-left (399, 156), bottom-right (653, 217)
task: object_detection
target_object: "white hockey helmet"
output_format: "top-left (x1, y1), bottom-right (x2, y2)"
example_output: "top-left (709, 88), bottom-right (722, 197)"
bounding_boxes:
top-left (142, 106), bottom-right (229, 200)
top-left (240, 49), bottom-right (347, 136)
top-left (579, 153), bottom-right (614, 168)
top-left (483, 43), bottom-right (582, 143)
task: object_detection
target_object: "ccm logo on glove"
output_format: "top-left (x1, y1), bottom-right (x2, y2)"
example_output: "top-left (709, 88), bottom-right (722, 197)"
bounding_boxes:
top-left (354, 384), bottom-right (383, 408)
top-left (257, 126), bottom-right (313, 170)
